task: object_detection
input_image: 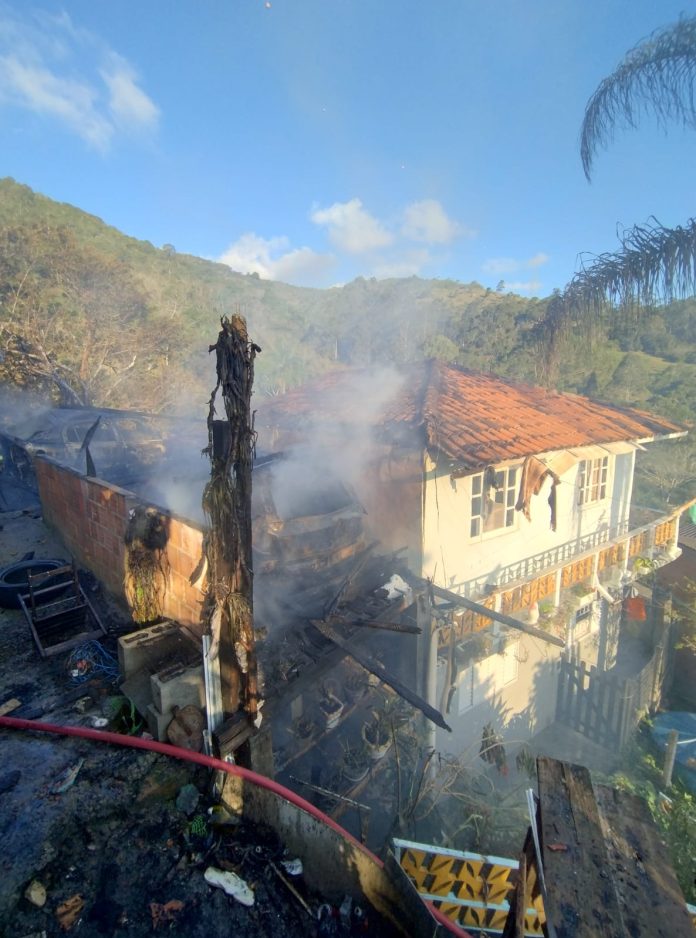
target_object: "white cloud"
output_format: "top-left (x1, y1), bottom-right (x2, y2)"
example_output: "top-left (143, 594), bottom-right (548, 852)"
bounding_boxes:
top-left (0, 8), bottom-right (159, 150)
top-left (0, 54), bottom-right (112, 150)
top-left (505, 280), bottom-right (543, 294)
top-left (311, 198), bottom-right (393, 254)
top-left (401, 199), bottom-right (470, 244)
top-left (483, 252), bottom-right (550, 275)
top-left (101, 53), bottom-right (159, 132)
top-left (218, 233), bottom-right (334, 285)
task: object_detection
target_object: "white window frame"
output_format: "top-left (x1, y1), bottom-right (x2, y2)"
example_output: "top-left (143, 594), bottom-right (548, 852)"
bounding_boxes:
top-left (470, 465), bottom-right (519, 538)
top-left (578, 456), bottom-right (608, 506)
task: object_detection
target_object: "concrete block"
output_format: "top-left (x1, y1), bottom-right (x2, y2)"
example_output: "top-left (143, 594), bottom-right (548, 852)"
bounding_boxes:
top-left (150, 662), bottom-right (205, 714)
top-left (147, 702), bottom-right (174, 742)
top-left (119, 668), bottom-right (153, 718)
top-left (117, 620), bottom-right (185, 678)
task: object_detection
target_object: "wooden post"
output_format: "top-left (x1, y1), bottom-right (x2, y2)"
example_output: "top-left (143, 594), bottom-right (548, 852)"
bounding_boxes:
top-left (202, 315), bottom-right (261, 728)
top-left (662, 729), bottom-right (679, 789)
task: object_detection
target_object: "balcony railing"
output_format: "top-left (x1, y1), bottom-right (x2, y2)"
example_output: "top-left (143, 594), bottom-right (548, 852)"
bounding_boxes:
top-left (452, 513), bottom-right (678, 601)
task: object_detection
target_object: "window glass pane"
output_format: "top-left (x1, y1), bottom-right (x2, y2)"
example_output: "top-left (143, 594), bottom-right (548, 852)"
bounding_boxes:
top-left (472, 496), bottom-right (482, 516)
top-left (470, 518), bottom-right (480, 537)
top-left (472, 475), bottom-right (482, 495)
top-left (505, 508), bottom-right (514, 525)
top-left (494, 471), bottom-right (504, 488)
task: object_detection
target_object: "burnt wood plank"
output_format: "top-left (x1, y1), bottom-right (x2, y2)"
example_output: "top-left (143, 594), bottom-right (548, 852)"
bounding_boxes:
top-left (312, 619), bottom-right (451, 731)
top-left (537, 757), bottom-right (624, 937)
top-left (420, 579), bottom-right (566, 647)
top-left (594, 784), bottom-right (693, 938)
top-left (343, 618), bottom-right (421, 635)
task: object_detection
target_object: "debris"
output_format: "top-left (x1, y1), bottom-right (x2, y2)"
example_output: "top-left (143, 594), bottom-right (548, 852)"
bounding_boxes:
top-left (207, 804), bottom-right (240, 829)
top-left (89, 716), bottom-right (109, 729)
top-left (381, 573), bottom-right (413, 604)
top-left (187, 814), bottom-right (208, 842)
top-left (0, 697), bottom-right (21, 716)
top-left (270, 862), bottom-right (313, 917)
top-left (317, 903), bottom-right (341, 936)
top-left (56, 894), bottom-right (84, 931)
top-left (73, 696), bottom-right (93, 714)
top-left (280, 858), bottom-right (303, 876)
top-left (204, 866), bottom-right (255, 906)
top-left (547, 842), bottom-right (569, 852)
top-left (101, 695), bottom-right (129, 720)
top-left (339, 895), bottom-right (353, 926)
top-left (149, 899), bottom-right (185, 930)
top-left (312, 618), bottom-right (452, 730)
top-left (67, 641), bottom-right (119, 685)
top-left (50, 758), bottom-right (84, 794)
top-left (24, 879), bottom-right (47, 907)
top-left (175, 783), bottom-right (200, 816)
top-left (0, 769), bottom-right (21, 794)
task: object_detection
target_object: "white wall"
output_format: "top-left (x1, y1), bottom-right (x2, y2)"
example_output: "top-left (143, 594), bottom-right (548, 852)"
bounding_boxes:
top-left (422, 448), bottom-right (636, 592)
top-left (434, 634), bottom-right (562, 757)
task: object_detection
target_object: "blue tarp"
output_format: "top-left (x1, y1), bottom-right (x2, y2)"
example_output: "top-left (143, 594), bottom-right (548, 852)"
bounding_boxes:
top-left (651, 712), bottom-right (696, 794)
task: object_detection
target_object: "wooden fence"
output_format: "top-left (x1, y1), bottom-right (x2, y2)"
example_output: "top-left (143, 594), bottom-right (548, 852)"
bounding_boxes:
top-left (555, 640), bottom-right (667, 750)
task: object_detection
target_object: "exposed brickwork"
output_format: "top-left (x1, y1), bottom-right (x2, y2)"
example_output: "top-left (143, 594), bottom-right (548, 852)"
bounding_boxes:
top-left (35, 456), bottom-right (206, 631)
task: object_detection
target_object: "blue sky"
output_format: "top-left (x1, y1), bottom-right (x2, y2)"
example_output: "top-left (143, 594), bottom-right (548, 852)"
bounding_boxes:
top-left (1, 1), bottom-right (696, 296)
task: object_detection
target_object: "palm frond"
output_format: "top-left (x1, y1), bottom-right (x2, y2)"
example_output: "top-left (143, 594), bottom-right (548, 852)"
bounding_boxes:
top-left (581, 15), bottom-right (696, 179)
top-left (541, 216), bottom-right (696, 350)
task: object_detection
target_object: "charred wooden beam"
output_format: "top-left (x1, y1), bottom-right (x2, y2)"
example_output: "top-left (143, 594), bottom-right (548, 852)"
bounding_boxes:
top-left (323, 543), bottom-right (378, 618)
top-left (202, 315), bottom-right (261, 723)
top-left (420, 579), bottom-right (565, 648)
top-left (311, 619), bottom-right (451, 731)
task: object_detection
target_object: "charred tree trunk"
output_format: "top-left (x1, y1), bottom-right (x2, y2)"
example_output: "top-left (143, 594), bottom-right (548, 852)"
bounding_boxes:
top-left (202, 315), bottom-right (261, 724)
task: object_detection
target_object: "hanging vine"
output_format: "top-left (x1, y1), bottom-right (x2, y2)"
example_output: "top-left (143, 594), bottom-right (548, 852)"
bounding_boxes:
top-left (124, 506), bottom-right (170, 623)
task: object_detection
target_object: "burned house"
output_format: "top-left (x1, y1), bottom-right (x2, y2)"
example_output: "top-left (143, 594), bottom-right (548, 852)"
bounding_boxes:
top-left (254, 360), bottom-right (688, 761)
top-left (11, 358), bottom-right (691, 855)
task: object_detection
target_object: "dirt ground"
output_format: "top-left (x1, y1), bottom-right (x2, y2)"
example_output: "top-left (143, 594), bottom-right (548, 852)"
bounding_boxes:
top-left (0, 509), bottom-right (354, 937)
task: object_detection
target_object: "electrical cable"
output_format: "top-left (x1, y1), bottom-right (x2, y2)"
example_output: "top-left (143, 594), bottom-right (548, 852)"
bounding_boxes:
top-left (65, 640), bottom-right (120, 684)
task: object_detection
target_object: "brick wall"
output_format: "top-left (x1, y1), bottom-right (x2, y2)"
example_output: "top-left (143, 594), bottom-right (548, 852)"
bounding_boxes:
top-left (35, 456), bottom-right (205, 633)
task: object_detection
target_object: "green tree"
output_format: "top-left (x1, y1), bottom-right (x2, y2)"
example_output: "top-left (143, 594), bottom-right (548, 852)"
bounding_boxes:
top-left (0, 225), bottom-right (179, 408)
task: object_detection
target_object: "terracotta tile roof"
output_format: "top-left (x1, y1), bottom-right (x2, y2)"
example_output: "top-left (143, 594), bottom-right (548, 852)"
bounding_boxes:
top-left (256, 361), bottom-right (686, 470)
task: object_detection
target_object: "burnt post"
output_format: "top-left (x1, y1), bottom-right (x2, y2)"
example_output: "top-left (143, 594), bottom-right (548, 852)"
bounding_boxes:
top-left (202, 315), bottom-right (260, 725)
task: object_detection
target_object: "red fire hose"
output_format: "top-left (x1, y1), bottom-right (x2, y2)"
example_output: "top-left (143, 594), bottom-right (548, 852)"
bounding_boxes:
top-left (0, 715), bottom-right (465, 936)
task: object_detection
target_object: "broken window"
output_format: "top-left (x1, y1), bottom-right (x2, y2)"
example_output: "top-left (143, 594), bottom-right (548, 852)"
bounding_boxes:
top-left (470, 466), bottom-right (518, 537)
top-left (578, 456), bottom-right (608, 505)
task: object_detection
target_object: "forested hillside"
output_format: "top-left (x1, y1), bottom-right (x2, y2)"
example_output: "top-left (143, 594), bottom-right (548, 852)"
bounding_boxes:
top-left (0, 177), bottom-right (694, 506)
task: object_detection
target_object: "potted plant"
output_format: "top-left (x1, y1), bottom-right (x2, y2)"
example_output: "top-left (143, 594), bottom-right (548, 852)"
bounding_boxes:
top-left (318, 682), bottom-right (344, 728)
top-left (362, 709), bottom-right (392, 761)
top-left (344, 669), bottom-right (368, 703)
top-left (340, 741), bottom-right (369, 783)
